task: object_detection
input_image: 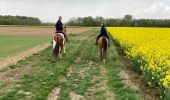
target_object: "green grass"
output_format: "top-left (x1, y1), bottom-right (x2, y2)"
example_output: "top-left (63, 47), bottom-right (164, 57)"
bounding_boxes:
top-left (106, 44), bottom-right (141, 100)
top-left (58, 33), bottom-right (100, 100)
top-left (0, 35), bottom-right (50, 60)
top-left (0, 42), bottom-right (81, 100)
top-left (0, 29), bottom-right (143, 100)
top-left (0, 30), bottom-right (95, 100)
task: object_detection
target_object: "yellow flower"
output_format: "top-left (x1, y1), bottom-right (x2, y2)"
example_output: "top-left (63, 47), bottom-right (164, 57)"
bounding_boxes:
top-left (108, 27), bottom-right (170, 90)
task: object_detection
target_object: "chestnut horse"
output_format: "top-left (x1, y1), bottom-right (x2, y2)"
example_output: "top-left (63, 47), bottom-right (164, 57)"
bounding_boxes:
top-left (52, 29), bottom-right (66, 59)
top-left (98, 36), bottom-right (109, 64)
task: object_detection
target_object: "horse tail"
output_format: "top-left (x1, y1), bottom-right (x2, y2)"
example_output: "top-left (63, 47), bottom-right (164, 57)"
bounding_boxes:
top-left (102, 37), bottom-right (107, 50)
top-left (54, 35), bottom-right (61, 57)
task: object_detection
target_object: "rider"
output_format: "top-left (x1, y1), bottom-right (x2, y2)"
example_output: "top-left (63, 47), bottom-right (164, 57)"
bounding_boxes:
top-left (55, 16), bottom-right (68, 42)
top-left (95, 22), bottom-right (110, 46)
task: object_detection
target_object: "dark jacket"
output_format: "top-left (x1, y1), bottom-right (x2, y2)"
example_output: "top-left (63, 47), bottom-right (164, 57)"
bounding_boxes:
top-left (55, 20), bottom-right (63, 32)
top-left (100, 25), bottom-right (107, 35)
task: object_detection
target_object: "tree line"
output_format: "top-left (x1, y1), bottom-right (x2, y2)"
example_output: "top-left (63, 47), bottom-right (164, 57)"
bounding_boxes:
top-left (66, 15), bottom-right (170, 27)
top-left (1, 15), bottom-right (170, 27)
top-left (0, 15), bottom-right (41, 25)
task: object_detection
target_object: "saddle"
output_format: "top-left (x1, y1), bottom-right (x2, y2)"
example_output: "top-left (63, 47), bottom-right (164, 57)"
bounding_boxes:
top-left (56, 31), bottom-right (66, 39)
top-left (54, 33), bottom-right (65, 41)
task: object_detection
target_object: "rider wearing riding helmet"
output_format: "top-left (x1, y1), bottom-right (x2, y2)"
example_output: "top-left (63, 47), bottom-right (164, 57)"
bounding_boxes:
top-left (95, 22), bottom-right (110, 46)
top-left (55, 16), bottom-right (68, 42)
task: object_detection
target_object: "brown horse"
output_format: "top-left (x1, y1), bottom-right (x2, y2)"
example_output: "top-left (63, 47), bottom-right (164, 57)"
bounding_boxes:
top-left (98, 36), bottom-right (109, 64)
top-left (52, 31), bottom-right (66, 59)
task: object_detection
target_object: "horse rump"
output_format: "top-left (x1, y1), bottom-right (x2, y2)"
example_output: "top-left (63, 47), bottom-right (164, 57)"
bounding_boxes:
top-left (53, 34), bottom-right (61, 58)
top-left (102, 37), bottom-right (107, 50)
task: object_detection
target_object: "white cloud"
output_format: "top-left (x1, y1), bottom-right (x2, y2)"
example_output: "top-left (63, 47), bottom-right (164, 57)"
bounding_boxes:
top-left (130, 1), bottom-right (170, 19)
top-left (163, 6), bottom-right (170, 13)
top-left (143, 2), bottom-right (170, 14)
top-left (0, 0), bottom-right (170, 22)
top-left (144, 2), bottom-right (164, 14)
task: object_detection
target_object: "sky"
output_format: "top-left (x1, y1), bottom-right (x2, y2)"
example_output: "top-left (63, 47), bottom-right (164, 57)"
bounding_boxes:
top-left (0, 0), bottom-right (170, 23)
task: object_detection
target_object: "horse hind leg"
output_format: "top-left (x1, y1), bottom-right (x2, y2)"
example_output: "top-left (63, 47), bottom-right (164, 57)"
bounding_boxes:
top-left (100, 52), bottom-right (102, 61)
top-left (102, 48), bottom-right (104, 61)
top-left (63, 47), bottom-right (66, 55)
top-left (59, 47), bottom-right (62, 59)
top-left (53, 39), bottom-right (56, 49)
top-left (103, 59), bottom-right (106, 64)
top-left (52, 41), bottom-right (57, 61)
top-left (63, 43), bottom-right (66, 55)
top-left (60, 44), bottom-right (65, 59)
top-left (100, 49), bottom-right (102, 61)
top-left (103, 50), bottom-right (106, 64)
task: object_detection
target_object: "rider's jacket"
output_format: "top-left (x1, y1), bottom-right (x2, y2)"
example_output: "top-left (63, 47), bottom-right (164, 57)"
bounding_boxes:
top-left (100, 25), bottom-right (107, 36)
top-left (55, 20), bottom-right (63, 32)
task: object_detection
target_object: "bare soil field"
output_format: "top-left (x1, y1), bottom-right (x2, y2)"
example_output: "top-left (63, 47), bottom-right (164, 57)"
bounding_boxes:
top-left (0, 43), bottom-right (50, 70)
top-left (0, 27), bottom-right (90, 36)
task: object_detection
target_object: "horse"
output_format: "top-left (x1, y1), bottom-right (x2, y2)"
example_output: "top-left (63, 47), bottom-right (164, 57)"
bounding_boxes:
top-left (98, 36), bottom-right (109, 64)
top-left (52, 29), bottom-right (66, 60)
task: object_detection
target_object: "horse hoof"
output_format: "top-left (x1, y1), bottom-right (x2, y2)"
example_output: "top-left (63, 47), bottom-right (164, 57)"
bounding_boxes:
top-left (103, 60), bottom-right (106, 64)
top-left (59, 56), bottom-right (62, 59)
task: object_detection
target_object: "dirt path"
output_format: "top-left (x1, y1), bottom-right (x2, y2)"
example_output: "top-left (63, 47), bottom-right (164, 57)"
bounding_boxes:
top-left (0, 43), bottom-right (50, 70)
top-left (47, 30), bottom-right (115, 100)
top-left (46, 31), bottom-right (93, 100)
top-left (85, 65), bottom-right (115, 100)
top-left (119, 57), bottom-right (160, 100)
top-left (0, 66), bottom-right (32, 93)
top-left (47, 87), bottom-right (61, 100)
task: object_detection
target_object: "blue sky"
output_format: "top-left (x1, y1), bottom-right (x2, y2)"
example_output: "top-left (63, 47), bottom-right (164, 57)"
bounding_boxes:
top-left (0, 0), bottom-right (170, 22)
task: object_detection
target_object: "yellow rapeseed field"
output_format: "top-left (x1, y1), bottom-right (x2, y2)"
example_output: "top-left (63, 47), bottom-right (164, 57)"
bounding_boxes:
top-left (108, 27), bottom-right (170, 95)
